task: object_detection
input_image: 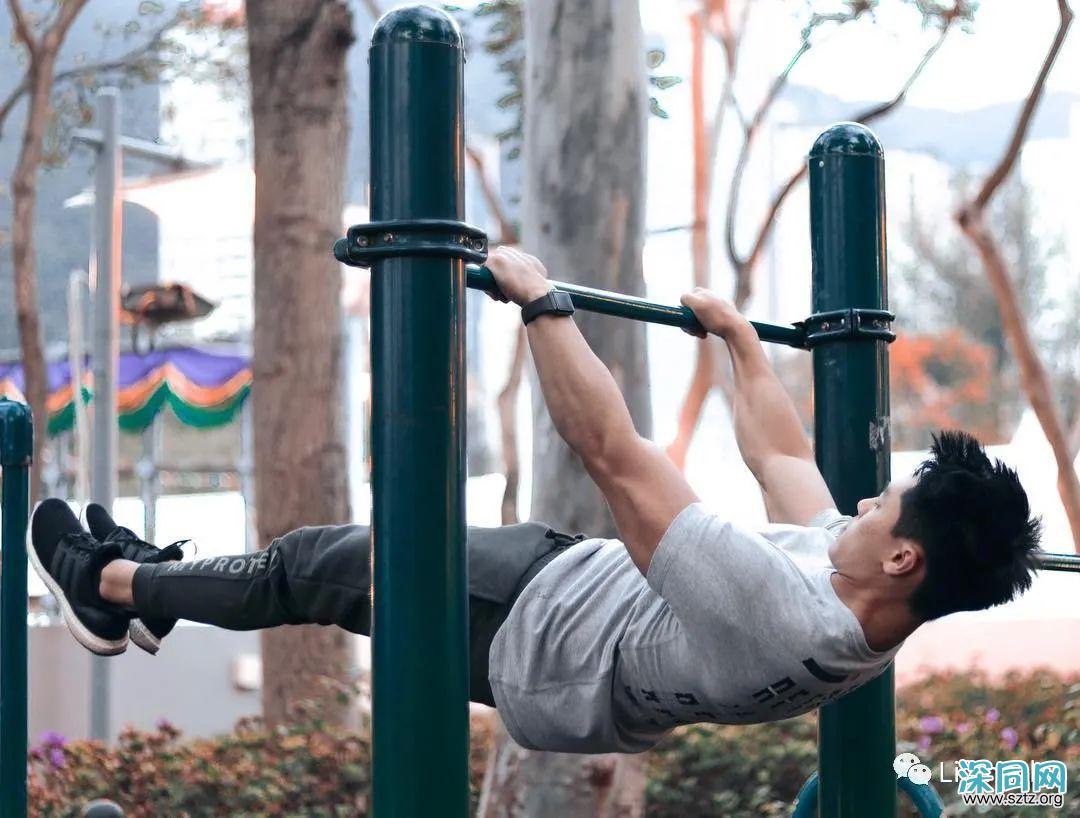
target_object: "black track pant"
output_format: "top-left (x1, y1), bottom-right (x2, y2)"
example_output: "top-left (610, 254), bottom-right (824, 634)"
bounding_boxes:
top-left (131, 522), bottom-right (581, 706)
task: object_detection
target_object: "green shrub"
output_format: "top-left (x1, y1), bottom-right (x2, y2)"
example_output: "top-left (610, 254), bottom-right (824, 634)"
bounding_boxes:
top-left (644, 667), bottom-right (1080, 818)
top-left (29, 669), bottom-right (1079, 817)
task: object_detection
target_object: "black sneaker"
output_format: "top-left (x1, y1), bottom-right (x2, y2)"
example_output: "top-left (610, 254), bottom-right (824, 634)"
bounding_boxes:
top-left (85, 503), bottom-right (185, 655)
top-left (29, 499), bottom-right (129, 656)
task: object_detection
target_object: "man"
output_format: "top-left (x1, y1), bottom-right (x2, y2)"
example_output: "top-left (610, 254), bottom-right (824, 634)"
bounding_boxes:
top-left (30, 247), bottom-right (1041, 754)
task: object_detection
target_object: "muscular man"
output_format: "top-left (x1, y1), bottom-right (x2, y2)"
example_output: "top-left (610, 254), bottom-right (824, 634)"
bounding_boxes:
top-left (30, 247), bottom-right (1041, 754)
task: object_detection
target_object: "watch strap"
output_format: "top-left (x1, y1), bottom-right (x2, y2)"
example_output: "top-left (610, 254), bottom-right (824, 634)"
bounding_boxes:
top-left (521, 290), bottom-right (575, 325)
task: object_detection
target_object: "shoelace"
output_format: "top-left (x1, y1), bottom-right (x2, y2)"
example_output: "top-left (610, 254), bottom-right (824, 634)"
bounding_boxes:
top-left (107, 527), bottom-right (194, 562)
top-left (60, 530), bottom-right (112, 556)
top-left (150, 540), bottom-right (191, 563)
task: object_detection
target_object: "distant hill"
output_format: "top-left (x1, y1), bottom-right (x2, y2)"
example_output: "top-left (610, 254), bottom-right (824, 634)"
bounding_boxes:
top-left (782, 84), bottom-right (1078, 168)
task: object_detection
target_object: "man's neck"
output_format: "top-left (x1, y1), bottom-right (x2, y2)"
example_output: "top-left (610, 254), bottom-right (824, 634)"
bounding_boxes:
top-left (830, 572), bottom-right (919, 653)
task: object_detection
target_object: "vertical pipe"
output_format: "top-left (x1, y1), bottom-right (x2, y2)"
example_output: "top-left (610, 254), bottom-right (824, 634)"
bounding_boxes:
top-left (138, 420), bottom-right (157, 543)
top-left (809, 122), bottom-right (894, 818)
top-left (368, 7), bottom-right (469, 818)
top-left (0, 399), bottom-right (32, 818)
top-left (68, 271), bottom-right (90, 505)
top-left (90, 87), bottom-right (122, 743)
top-left (91, 88), bottom-right (121, 517)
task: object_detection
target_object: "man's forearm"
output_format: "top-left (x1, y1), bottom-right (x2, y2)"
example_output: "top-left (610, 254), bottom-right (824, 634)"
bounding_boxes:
top-left (725, 324), bottom-right (813, 473)
top-left (526, 314), bottom-right (639, 466)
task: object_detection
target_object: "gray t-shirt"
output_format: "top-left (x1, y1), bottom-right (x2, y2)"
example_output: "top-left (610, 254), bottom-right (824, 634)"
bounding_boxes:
top-left (488, 503), bottom-right (902, 754)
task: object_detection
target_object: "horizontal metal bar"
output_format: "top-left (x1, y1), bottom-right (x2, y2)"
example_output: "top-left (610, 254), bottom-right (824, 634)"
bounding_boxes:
top-left (1035, 551), bottom-right (1080, 573)
top-left (465, 265), bottom-right (807, 349)
top-left (72, 128), bottom-right (210, 169)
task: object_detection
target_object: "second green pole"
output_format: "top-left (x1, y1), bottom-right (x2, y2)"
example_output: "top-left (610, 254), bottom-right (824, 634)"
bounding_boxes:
top-left (1, 399), bottom-right (32, 818)
top-left (368, 6), bottom-right (470, 817)
top-left (810, 123), bottom-right (896, 817)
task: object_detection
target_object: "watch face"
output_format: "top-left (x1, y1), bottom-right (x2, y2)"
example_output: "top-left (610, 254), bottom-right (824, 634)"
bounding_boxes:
top-left (551, 291), bottom-right (575, 312)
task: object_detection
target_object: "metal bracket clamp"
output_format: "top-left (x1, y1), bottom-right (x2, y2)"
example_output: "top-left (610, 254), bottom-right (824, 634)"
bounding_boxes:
top-left (798, 308), bottom-right (896, 348)
top-left (333, 219), bottom-right (489, 268)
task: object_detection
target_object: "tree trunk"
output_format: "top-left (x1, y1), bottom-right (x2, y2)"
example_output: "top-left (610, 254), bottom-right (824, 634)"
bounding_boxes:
top-left (958, 211), bottom-right (1080, 550)
top-left (247, 0), bottom-right (355, 726)
top-left (667, 12), bottom-right (716, 471)
top-left (9, 60), bottom-right (53, 505)
top-left (954, 0), bottom-right (1078, 551)
top-left (524, 0), bottom-right (651, 536)
top-left (496, 326), bottom-right (527, 525)
top-left (7, 0), bottom-right (90, 501)
top-left (481, 1), bottom-right (650, 814)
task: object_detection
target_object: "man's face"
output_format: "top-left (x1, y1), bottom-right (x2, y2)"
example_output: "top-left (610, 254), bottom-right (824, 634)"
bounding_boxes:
top-left (828, 474), bottom-right (919, 576)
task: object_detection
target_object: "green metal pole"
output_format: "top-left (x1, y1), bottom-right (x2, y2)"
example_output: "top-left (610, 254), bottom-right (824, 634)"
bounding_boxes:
top-left (809, 123), bottom-right (895, 818)
top-left (0, 399), bottom-right (32, 818)
top-left (368, 6), bottom-right (469, 818)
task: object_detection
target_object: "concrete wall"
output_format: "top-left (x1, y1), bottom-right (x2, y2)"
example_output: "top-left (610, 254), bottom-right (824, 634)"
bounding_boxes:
top-left (29, 625), bottom-right (261, 744)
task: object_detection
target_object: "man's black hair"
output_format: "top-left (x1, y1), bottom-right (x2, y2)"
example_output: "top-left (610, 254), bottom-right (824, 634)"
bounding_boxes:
top-left (894, 430), bottom-right (1042, 621)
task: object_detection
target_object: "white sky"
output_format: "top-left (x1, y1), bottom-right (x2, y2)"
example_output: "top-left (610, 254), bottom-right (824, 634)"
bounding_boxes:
top-left (642, 0), bottom-right (1080, 112)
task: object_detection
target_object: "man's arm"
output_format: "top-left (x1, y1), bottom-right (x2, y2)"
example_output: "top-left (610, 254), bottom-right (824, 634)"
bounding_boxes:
top-left (485, 248), bottom-right (697, 575)
top-left (681, 289), bottom-right (835, 525)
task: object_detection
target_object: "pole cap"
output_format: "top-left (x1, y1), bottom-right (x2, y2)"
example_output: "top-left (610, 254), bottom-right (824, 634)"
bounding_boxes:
top-left (809, 122), bottom-right (883, 158)
top-left (0, 399), bottom-right (33, 467)
top-left (372, 5), bottom-right (462, 48)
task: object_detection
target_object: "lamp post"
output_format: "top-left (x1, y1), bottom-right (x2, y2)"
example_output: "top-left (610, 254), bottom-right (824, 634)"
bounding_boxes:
top-left (71, 87), bottom-right (209, 742)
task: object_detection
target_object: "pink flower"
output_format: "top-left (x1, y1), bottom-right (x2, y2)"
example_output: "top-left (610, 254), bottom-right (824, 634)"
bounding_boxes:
top-left (39, 731), bottom-right (66, 748)
top-left (985, 708), bottom-right (1000, 723)
top-left (1001, 727), bottom-right (1018, 750)
top-left (956, 722), bottom-right (971, 735)
top-left (919, 716), bottom-right (945, 734)
top-left (918, 735), bottom-right (932, 752)
top-left (48, 747), bottom-right (65, 768)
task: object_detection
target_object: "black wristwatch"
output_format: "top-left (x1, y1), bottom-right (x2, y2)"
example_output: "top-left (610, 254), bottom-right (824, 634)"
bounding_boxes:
top-left (521, 290), bottom-right (575, 325)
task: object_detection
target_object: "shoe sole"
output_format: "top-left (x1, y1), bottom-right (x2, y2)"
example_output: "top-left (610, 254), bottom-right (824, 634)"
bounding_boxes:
top-left (27, 529), bottom-right (128, 657)
top-left (129, 619), bottom-right (161, 655)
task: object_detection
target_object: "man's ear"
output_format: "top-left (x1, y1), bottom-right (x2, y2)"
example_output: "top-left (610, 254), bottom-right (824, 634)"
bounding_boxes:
top-left (882, 539), bottom-right (921, 578)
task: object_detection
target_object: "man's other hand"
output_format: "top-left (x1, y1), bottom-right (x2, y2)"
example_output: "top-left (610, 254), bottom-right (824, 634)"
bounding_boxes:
top-left (680, 288), bottom-right (753, 340)
top-left (486, 247), bottom-right (553, 307)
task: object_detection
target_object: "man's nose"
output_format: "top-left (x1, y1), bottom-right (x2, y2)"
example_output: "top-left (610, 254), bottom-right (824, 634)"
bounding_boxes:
top-left (856, 498), bottom-right (871, 516)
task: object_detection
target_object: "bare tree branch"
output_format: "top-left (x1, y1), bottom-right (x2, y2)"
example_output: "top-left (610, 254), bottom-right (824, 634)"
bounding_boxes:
top-left (465, 141), bottom-right (527, 521)
top-left (704, 0), bottom-right (750, 195)
top-left (0, 10), bottom-right (184, 138)
top-left (730, 17), bottom-right (955, 308)
top-left (722, 9), bottom-right (831, 305)
top-left (956, 0), bottom-right (1079, 550)
top-left (496, 326), bottom-right (527, 524)
top-left (467, 144), bottom-right (518, 243)
top-left (1068, 398), bottom-right (1080, 459)
top-left (7, 0), bottom-right (39, 57)
top-left (42, 0), bottom-right (90, 53)
top-left (359, 0), bottom-right (383, 22)
top-left (971, 0), bottom-right (1074, 211)
top-left (960, 216), bottom-right (1080, 549)
top-left (670, 3), bottom-right (957, 470)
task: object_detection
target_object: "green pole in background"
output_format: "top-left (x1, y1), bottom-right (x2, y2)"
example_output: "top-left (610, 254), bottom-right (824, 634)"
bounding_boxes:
top-left (367, 6), bottom-right (470, 817)
top-left (809, 123), bottom-right (896, 817)
top-left (1, 399), bottom-right (32, 818)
